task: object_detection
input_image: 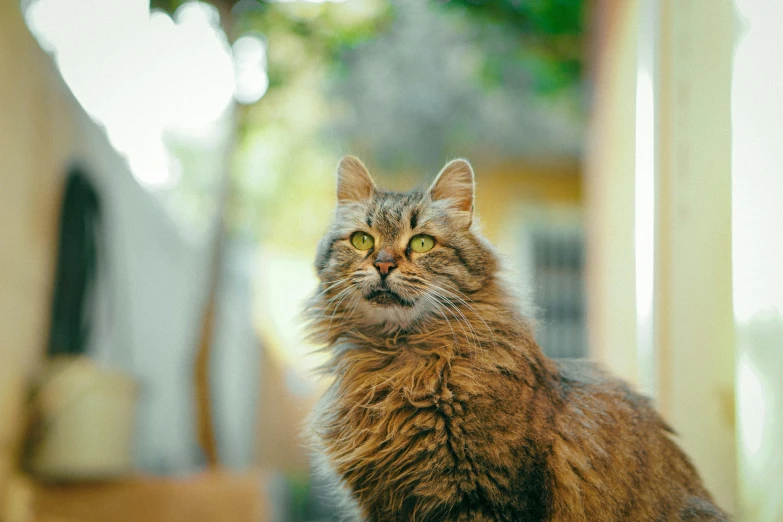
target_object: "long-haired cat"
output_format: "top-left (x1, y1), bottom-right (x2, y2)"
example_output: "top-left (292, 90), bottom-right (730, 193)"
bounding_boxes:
top-left (306, 156), bottom-right (728, 521)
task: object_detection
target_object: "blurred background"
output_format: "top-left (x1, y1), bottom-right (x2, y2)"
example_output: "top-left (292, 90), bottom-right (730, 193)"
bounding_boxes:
top-left (0, 0), bottom-right (780, 520)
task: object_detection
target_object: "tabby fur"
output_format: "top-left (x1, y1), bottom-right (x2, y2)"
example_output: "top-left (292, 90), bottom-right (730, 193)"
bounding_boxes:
top-left (306, 156), bottom-right (728, 521)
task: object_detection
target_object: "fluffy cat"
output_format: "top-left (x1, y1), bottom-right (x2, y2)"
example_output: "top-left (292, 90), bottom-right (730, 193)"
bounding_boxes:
top-left (306, 156), bottom-right (728, 521)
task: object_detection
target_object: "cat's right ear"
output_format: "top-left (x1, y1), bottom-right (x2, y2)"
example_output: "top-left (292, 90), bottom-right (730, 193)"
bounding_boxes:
top-left (337, 155), bottom-right (375, 203)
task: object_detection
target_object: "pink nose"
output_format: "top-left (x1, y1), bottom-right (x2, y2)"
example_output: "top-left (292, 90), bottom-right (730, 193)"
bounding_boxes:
top-left (375, 261), bottom-right (396, 275)
top-left (374, 250), bottom-right (397, 276)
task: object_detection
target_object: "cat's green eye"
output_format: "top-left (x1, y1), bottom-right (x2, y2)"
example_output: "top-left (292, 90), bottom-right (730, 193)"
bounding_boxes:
top-left (409, 234), bottom-right (435, 253)
top-left (350, 231), bottom-right (374, 251)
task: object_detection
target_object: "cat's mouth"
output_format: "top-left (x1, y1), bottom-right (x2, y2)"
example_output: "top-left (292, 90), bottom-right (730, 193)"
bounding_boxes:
top-left (365, 287), bottom-right (415, 308)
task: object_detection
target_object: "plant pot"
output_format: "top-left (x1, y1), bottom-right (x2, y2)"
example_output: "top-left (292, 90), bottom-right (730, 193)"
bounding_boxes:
top-left (28, 357), bottom-right (138, 480)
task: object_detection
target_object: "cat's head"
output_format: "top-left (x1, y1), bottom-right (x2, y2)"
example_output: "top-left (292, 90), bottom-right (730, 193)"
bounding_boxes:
top-left (312, 156), bottom-right (498, 332)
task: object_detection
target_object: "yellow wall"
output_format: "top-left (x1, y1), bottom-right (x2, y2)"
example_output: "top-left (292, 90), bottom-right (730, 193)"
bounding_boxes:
top-left (475, 160), bottom-right (581, 244)
top-left (378, 159), bottom-right (581, 246)
top-left (0, 2), bottom-right (124, 511)
top-left (1, 2), bottom-right (57, 507)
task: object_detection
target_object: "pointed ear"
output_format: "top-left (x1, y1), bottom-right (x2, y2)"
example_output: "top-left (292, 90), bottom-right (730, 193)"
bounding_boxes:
top-left (337, 155), bottom-right (375, 203)
top-left (428, 159), bottom-right (475, 226)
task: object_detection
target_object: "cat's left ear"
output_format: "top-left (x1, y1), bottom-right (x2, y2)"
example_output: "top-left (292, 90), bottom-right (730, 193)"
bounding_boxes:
top-left (428, 158), bottom-right (475, 228)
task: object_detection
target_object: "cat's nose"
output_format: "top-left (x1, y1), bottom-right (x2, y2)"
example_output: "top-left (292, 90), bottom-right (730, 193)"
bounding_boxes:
top-left (374, 250), bottom-right (397, 277)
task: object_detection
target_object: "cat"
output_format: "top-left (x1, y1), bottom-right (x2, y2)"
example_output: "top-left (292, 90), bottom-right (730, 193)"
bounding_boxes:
top-left (306, 155), bottom-right (729, 521)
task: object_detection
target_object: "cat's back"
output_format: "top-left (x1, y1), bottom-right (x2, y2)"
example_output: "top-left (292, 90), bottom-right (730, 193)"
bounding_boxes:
top-left (545, 358), bottom-right (727, 521)
top-left (553, 357), bottom-right (667, 429)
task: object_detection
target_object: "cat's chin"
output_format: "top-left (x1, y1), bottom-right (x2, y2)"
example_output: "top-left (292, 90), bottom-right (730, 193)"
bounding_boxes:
top-left (357, 299), bottom-right (423, 331)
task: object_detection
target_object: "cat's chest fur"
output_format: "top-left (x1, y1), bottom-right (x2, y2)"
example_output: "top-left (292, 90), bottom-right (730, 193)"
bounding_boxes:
top-left (316, 341), bottom-right (550, 521)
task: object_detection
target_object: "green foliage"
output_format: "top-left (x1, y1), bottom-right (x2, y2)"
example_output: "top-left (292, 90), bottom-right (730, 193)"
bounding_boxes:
top-left (150, 0), bottom-right (585, 94)
top-left (224, 1), bottom-right (390, 248)
top-left (443, 0), bottom-right (584, 35)
top-left (232, 1), bottom-right (392, 98)
top-left (440, 0), bottom-right (585, 94)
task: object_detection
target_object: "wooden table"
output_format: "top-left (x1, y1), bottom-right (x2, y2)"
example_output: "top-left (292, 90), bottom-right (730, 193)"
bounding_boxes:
top-left (32, 472), bottom-right (270, 522)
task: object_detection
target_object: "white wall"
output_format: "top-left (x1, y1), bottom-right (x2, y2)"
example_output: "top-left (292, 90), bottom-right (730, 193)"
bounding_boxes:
top-left (655, 0), bottom-right (736, 511)
top-left (80, 144), bottom-right (213, 473)
top-left (732, 1), bottom-right (783, 520)
top-left (585, 0), bottom-right (640, 384)
top-left (587, 0), bottom-right (737, 513)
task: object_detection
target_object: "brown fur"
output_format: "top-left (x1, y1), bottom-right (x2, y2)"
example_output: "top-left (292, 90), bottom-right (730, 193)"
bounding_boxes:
top-left (305, 157), bottom-right (728, 521)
